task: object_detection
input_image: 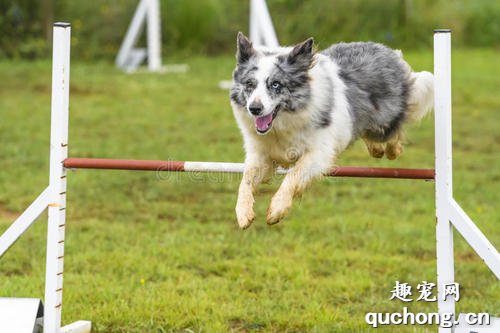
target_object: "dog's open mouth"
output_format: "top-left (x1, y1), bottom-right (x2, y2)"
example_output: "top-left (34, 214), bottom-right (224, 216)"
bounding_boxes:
top-left (255, 107), bottom-right (279, 134)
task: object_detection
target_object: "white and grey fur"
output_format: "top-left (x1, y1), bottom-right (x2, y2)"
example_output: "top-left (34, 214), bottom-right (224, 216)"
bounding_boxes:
top-left (230, 32), bottom-right (434, 228)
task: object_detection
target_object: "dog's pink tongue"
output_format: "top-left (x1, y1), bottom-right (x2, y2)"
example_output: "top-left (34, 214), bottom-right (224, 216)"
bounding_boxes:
top-left (255, 113), bottom-right (273, 131)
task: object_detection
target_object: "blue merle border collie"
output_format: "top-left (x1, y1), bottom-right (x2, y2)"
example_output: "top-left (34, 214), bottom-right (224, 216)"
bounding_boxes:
top-left (230, 32), bottom-right (433, 228)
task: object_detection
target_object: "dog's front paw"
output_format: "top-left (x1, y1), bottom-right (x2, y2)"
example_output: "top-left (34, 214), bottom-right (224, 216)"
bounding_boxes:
top-left (385, 142), bottom-right (403, 160)
top-left (266, 192), bottom-right (293, 225)
top-left (235, 196), bottom-right (255, 229)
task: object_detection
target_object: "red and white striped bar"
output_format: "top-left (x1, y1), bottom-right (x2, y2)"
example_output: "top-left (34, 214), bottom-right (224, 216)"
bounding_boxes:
top-left (63, 157), bottom-right (435, 180)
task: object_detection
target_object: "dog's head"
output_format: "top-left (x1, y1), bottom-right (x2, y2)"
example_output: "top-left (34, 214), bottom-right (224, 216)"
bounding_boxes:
top-left (230, 32), bottom-right (315, 135)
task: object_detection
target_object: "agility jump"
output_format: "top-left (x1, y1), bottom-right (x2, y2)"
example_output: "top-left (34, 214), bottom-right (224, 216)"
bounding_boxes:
top-left (0, 23), bottom-right (498, 333)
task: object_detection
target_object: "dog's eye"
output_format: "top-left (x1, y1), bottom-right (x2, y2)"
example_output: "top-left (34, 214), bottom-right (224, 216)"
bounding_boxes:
top-left (245, 81), bottom-right (255, 89)
top-left (271, 81), bottom-right (282, 91)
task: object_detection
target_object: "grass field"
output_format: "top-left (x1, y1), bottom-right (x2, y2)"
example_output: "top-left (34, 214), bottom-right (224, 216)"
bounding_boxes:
top-left (0, 49), bottom-right (498, 332)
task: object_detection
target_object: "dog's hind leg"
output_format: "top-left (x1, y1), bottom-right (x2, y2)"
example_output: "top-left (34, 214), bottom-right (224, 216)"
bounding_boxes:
top-left (385, 131), bottom-right (404, 160)
top-left (363, 138), bottom-right (385, 158)
top-left (236, 157), bottom-right (274, 229)
top-left (267, 151), bottom-right (333, 225)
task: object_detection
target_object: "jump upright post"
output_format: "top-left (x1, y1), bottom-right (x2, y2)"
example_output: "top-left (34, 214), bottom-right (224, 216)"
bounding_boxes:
top-left (0, 23), bottom-right (90, 333)
top-left (433, 30), bottom-right (500, 333)
top-left (0, 23), bottom-right (499, 333)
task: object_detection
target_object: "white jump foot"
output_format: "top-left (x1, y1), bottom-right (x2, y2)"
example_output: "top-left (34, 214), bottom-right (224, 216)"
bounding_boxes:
top-left (61, 320), bottom-right (92, 333)
top-left (218, 80), bottom-right (233, 90)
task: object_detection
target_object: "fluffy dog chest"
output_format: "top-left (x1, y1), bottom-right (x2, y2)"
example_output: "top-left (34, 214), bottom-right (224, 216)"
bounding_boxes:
top-left (258, 129), bottom-right (311, 166)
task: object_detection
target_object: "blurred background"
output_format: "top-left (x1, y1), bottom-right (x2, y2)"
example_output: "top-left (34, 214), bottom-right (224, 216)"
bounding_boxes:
top-left (1, 0), bottom-right (499, 60)
top-left (1, 1), bottom-right (499, 332)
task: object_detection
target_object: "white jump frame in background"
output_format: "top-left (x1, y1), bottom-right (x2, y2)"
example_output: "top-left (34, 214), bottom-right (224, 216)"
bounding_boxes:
top-left (116, 0), bottom-right (161, 72)
top-left (0, 24), bottom-right (498, 333)
top-left (250, 0), bottom-right (279, 47)
top-left (115, 0), bottom-right (279, 73)
top-left (219, 0), bottom-right (278, 89)
top-left (115, 0), bottom-right (188, 75)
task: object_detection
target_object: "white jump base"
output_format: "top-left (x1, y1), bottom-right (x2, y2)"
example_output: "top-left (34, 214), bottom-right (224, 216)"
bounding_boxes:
top-left (0, 23), bottom-right (498, 333)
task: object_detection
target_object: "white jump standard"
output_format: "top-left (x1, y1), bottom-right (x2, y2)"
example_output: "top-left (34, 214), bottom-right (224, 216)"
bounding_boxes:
top-left (116, 0), bottom-right (162, 72)
top-left (0, 23), bottom-right (498, 333)
top-left (0, 23), bottom-right (90, 333)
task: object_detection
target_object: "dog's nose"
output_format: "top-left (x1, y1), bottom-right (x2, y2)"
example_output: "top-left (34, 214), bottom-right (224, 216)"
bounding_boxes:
top-left (248, 101), bottom-right (263, 115)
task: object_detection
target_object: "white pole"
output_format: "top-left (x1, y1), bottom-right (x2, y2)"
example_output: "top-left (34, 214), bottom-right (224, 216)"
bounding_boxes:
top-left (147, 0), bottom-right (162, 71)
top-left (249, 0), bottom-right (260, 44)
top-left (434, 29), bottom-right (455, 333)
top-left (115, 0), bottom-right (148, 69)
top-left (44, 22), bottom-right (71, 333)
top-left (254, 0), bottom-right (279, 47)
top-left (250, 0), bottom-right (279, 47)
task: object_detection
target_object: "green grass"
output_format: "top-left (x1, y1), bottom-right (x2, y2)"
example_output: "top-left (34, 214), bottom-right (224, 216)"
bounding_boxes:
top-left (0, 49), bottom-right (499, 332)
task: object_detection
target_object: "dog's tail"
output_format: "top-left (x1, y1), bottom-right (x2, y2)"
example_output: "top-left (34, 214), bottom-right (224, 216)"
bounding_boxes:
top-left (406, 71), bottom-right (434, 122)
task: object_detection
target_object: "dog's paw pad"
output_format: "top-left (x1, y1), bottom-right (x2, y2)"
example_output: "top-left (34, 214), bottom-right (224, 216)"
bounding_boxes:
top-left (266, 213), bottom-right (283, 225)
top-left (237, 215), bottom-right (254, 229)
top-left (236, 207), bottom-right (255, 229)
top-left (266, 207), bottom-right (290, 225)
top-left (386, 144), bottom-right (403, 160)
top-left (370, 150), bottom-right (385, 158)
top-left (266, 195), bottom-right (292, 225)
top-left (367, 145), bottom-right (385, 158)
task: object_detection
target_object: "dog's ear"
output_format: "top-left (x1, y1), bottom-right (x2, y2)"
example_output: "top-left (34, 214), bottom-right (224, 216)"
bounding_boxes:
top-left (236, 32), bottom-right (254, 64)
top-left (287, 37), bottom-right (315, 68)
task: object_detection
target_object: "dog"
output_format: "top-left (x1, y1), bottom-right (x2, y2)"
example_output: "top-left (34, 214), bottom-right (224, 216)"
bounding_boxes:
top-left (230, 32), bottom-right (434, 229)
